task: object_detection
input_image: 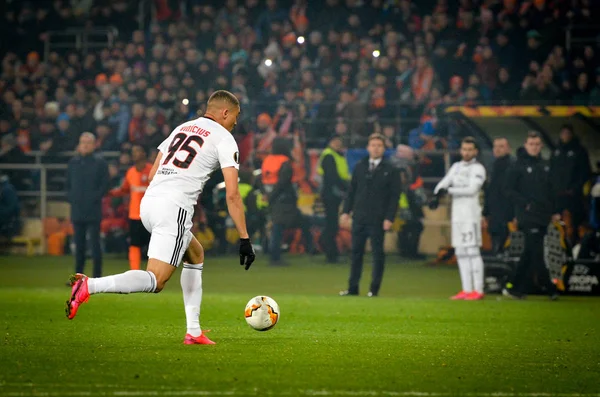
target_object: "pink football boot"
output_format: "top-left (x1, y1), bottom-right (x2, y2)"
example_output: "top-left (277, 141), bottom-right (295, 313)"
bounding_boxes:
top-left (65, 274), bottom-right (90, 320)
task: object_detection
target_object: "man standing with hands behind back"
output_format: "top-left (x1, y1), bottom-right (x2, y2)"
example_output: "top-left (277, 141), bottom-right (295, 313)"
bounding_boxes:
top-left (67, 132), bottom-right (110, 278)
top-left (503, 131), bottom-right (559, 300)
top-left (483, 137), bottom-right (514, 254)
top-left (339, 133), bottom-right (401, 297)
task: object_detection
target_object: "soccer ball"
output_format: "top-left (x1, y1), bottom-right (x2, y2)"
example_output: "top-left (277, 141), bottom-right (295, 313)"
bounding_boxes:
top-left (244, 296), bottom-right (280, 331)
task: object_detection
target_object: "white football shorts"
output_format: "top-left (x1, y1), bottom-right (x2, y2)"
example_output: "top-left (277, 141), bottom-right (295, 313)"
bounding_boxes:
top-left (452, 221), bottom-right (482, 249)
top-left (140, 196), bottom-right (193, 267)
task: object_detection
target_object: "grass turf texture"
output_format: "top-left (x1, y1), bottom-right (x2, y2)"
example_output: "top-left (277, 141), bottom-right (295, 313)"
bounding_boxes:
top-left (0, 255), bottom-right (599, 397)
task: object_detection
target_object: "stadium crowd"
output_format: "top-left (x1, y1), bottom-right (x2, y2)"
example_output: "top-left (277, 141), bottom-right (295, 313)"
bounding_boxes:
top-left (1, 0), bottom-right (600, 166)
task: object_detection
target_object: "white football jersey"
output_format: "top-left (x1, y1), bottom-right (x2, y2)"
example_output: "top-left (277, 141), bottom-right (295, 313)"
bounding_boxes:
top-left (144, 116), bottom-right (239, 212)
top-left (434, 159), bottom-right (486, 224)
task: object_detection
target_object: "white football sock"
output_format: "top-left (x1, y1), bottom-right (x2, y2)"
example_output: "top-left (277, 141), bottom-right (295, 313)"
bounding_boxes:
top-left (87, 270), bottom-right (157, 294)
top-left (181, 263), bottom-right (203, 337)
top-left (470, 251), bottom-right (485, 294)
top-left (456, 250), bottom-right (473, 293)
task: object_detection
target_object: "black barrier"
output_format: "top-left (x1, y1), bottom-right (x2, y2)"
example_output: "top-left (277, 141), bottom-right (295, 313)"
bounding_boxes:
top-left (563, 259), bottom-right (600, 295)
top-left (483, 223), bottom-right (600, 296)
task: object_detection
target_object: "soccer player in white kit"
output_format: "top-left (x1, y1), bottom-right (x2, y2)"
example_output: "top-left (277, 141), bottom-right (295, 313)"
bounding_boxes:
top-left (65, 91), bottom-right (256, 344)
top-left (432, 136), bottom-right (487, 300)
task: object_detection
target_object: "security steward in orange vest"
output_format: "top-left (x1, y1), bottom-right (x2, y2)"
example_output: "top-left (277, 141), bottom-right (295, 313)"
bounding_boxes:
top-left (261, 137), bottom-right (313, 266)
top-left (108, 144), bottom-right (152, 270)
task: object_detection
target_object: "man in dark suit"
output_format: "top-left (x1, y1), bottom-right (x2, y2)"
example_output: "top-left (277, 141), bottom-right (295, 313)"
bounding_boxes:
top-left (483, 137), bottom-right (514, 254)
top-left (66, 132), bottom-right (110, 278)
top-left (339, 133), bottom-right (401, 297)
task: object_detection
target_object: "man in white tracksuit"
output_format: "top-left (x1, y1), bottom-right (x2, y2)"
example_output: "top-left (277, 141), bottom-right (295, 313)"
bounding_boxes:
top-left (433, 136), bottom-right (487, 300)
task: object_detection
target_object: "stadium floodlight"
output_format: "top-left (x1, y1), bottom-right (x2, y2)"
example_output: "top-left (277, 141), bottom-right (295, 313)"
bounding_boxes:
top-left (264, 59), bottom-right (273, 67)
top-left (372, 50), bottom-right (381, 58)
top-left (182, 98), bottom-right (189, 105)
top-left (297, 36), bottom-right (305, 44)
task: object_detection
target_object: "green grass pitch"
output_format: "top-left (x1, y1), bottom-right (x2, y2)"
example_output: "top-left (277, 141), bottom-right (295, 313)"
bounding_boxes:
top-left (0, 254), bottom-right (599, 397)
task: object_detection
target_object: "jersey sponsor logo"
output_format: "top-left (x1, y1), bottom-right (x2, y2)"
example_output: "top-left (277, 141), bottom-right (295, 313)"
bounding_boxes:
top-left (233, 151), bottom-right (239, 164)
top-left (157, 167), bottom-right (178, 176)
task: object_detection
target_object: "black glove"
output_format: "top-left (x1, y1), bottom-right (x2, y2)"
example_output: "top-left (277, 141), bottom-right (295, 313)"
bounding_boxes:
top-left (428, 195), bottom-right (440, 210)
top-left (239, 238), bottom-right (256, 270)
top-left (436, 188), bottom-right (448, 197)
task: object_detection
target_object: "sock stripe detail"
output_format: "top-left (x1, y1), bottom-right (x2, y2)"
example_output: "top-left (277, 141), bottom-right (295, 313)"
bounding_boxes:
top-left (183, 263), bottom-right (203, 271)
top-left (170, 208), bottom-right (186, 266)
top-left (147, 271), bottom-right (156, 292)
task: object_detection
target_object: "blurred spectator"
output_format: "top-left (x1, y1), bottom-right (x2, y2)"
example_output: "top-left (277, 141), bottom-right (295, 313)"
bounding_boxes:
top-left (444, 76), bottom-right (464, 104)
top-left (317, 136), bottom-right (349, 264)
top-left (475, 46), bottom-right (499, 91)
top-left (0, 133), bottom-right (27, 164)
top-left (56, 113), bottom-right (79, 151)
top-left (483, 137), bottom-right (514, 254)
top-left (0, 174), bottom-right (20, 239)
top-left (494, 31), bottom-right (516, 70)
top-left (262, 137), bottom-right (313, 266)
top-left (411, 55), bottom-right (434, 106)
top-left (66, 133), bottom-right (109, 278)
top-left (494, 68), bottom-right (519, 101)
top-left (95, 122), bottom-right (118, 151)
top-left (550, 124), bottom-right (592, 243)
top-left (393, 145), bottom-right (425, 259)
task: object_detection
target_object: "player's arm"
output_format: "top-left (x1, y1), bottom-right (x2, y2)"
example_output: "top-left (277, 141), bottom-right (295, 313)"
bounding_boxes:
top-left (223, 166), bottom-right (255, 270)
top-left (218, 137), bottom-right (255, 269)
top-left (433, 163), bottom-right (456, 195)
top-left (448, 165), bottom-right (486, 196)
top-left (148, 152), bottom-right (163, 183)
top-left (222, 166), bottom-right (249, 239)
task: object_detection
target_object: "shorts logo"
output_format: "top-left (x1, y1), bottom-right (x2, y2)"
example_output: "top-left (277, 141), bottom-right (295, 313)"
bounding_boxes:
top-left (233, 152), bottom-right (239, 164)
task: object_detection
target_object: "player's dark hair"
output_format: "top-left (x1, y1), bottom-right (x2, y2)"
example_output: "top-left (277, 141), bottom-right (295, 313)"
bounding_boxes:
top-left (461, 136), bottom-right (479, 150)
top-left (207, 90), bottom-right (240, 108)
top-left (526, 131), bottom-right (541, 140)
top-left (368, 133), bottom-right (386, 146)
